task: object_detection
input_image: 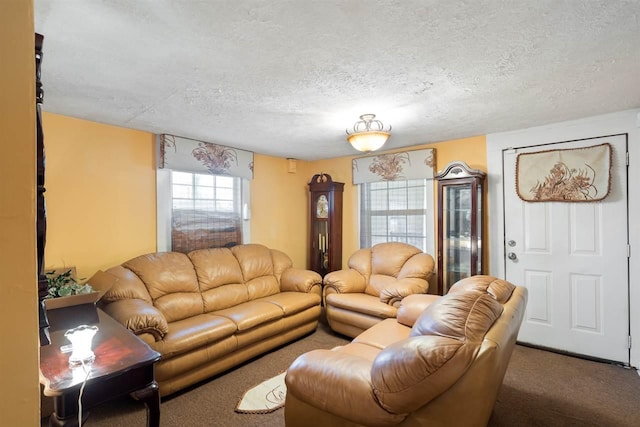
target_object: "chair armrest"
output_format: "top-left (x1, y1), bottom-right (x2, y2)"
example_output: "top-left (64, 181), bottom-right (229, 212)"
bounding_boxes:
top-left (396, 294), bottom-right (442, 327)
top-left (286, 350), bottom-right (404, 426)
top-left (379, 278), bottom-right (430, 307)
top-left (323, 269), bottom-right (366, 294)
top-left (102, 299), bottom-right (169, 341)
top-left (280, 268), bottom-right (322, 295)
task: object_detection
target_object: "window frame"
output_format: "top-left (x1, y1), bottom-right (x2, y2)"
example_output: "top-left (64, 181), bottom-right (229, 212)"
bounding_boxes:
top-left (358, 178), bottom-right (435, 255)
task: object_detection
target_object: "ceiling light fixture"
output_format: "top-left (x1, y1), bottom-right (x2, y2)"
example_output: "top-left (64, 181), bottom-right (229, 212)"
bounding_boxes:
top-left (346, 114), bottom-right (391, 152)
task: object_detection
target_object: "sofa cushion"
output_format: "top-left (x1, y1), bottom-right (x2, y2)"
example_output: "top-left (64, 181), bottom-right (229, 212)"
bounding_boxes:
top-left (124, 252), bottom-right (204, 322)
top-left (258, 292), bottom-right (321, 316)
top-left (231, 244), bottom-right (281, 298)
top-left (214, 300), bottom-right (285, 331)
top-left (411, 290), bottom-right (503, 342)
top-left (365, 244), bottom-right (430, 297)
top-left (201, 284), bottom-right (249, 313)
top-left (448, 275), bottom-right (515, 303)
top-left (371, 289), bottom-right (504, 414)
top-left (188, 248), bottom-right (244, 291)
top-left (353, 318), bottom-right (412, 350)
top-left (371, 335), bottom-right (474, 414)
top-left (325, 293), bottom-right (397, 319)
top-left (153, 313), bottom-right (237, 359)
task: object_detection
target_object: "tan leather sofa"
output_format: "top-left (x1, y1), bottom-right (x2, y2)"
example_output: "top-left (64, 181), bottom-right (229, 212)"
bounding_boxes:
top-left (89, 243), bottom-right (322, 396)
top-left (323, 242), bottom-right (435, 338)
top-left (285, 275), bottom-right (528, 427)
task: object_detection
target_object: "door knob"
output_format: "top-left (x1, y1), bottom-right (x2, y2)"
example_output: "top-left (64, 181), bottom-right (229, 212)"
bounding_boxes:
top-left (507, 252), bottom-right (517, 261)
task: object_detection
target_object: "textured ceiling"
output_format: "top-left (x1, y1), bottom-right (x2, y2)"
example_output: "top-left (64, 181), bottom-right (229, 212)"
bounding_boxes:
top-left (34, 1), bottom-right (640, 161)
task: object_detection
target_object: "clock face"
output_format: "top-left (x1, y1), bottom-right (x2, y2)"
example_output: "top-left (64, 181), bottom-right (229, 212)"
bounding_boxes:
top-left (316, 195), bottom-right (329, 218)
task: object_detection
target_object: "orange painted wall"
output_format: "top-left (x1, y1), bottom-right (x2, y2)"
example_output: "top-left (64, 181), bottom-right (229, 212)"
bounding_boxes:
top-left (0, 1), bottom-right (40, 424)
top-left (42, 110), bottom-right (487, 285)
top-left (43, 113), bottom-right (157, 280)
top-left (250, 155), bottom-right (310, 267)
top-left (42, 113), bottom-right (486, 278)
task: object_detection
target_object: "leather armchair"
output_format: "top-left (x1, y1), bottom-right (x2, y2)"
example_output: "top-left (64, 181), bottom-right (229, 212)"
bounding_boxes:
top-left (323, 242), bottom-right (435, 337)
top-left (285, 276), bottom-right (528, 427)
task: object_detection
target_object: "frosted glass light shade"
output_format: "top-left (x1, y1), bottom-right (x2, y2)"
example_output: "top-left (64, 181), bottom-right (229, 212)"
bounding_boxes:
top-left (345, 114), bottom-right (391, 152)
top-left (347, 131), bottom-right (390, 152)
top-left (64, 324), bottom-right (99, 366)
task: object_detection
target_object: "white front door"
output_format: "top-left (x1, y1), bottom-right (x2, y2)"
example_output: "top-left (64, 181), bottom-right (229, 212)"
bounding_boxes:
top-left (503, 134), bottom-right (629, 363)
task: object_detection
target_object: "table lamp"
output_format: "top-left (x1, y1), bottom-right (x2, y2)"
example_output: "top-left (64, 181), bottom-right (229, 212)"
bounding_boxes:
top-left (64, 324), bottom-right (98, 366)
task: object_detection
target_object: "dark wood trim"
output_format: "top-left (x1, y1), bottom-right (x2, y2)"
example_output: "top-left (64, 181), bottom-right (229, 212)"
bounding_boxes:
top-left (36, 32), bottom-right (50, 345)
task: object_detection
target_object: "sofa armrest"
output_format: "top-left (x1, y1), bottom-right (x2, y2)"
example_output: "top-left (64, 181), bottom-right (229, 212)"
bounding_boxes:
top-left (396, 294), bottom-right (441, 327)
top-left (379, 278), bottom-right (430, 307)
top-left (102, 299), bottom-right (169, 341)
top-left (286, 350), bottom-right (404, 427)
top-left (322, 269), bottom-right (366, 294)
top-left (280, 268), bottom-right (322, 294)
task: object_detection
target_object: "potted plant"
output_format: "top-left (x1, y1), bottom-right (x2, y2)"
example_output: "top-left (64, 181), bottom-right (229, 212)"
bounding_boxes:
top-left (44, 268), bottom-right (100, 310)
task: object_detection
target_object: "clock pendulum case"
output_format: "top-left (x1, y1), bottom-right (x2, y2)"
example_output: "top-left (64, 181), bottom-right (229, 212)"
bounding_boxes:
top-left (308, 173), bottom-right (344, 276)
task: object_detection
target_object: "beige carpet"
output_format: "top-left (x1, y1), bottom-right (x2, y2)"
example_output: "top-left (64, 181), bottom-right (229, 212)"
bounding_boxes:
top-left (41, 321), bottom-right (640, 427)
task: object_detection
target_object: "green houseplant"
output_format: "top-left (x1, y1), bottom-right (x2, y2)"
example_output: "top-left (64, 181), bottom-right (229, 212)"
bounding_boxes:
top-left (45, 269), bottom-right (92, 299)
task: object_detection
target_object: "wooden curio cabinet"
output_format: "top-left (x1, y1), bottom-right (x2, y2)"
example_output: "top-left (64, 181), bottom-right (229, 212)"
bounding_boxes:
top-left (308, 173), bottom-right (344, 276)
top-left (436, 161), bottom-right (486, 295)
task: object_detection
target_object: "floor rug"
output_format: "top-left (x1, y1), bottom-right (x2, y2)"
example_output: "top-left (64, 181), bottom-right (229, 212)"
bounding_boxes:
top-left (235, 371), bottom-right (287, 414)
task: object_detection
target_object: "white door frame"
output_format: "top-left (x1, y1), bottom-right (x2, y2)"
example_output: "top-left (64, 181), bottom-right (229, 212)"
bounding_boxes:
top-left (486, 109), bottom-right (640, 368)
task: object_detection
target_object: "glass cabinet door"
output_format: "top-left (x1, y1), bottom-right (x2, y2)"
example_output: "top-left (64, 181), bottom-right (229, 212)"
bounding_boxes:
top-left (442, 185), bottom-right (472, 290)
top-left (436, 162), bottom-right (485, 294)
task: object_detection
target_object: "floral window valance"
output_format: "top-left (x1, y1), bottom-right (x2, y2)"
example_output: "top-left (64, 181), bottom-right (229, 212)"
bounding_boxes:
top-left (158, 134), bottom-right (254, 180)
top-left (352, 148), bottom-right (436, 184)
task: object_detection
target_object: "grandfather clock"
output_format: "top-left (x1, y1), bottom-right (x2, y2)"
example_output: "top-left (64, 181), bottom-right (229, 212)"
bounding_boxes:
top-left (308, 173), bottom-right (344, 276)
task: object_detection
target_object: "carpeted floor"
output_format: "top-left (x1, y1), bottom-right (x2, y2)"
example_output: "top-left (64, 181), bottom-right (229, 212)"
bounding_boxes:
top-left (42, 321), bottom-right (640, 427)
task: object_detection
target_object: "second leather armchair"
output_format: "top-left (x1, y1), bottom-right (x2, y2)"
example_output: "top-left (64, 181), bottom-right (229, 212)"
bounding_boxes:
top-left (323, 242), bottom-right (435, 338)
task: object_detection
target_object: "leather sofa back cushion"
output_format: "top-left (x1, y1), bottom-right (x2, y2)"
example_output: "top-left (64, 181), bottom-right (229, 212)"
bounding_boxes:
top-left (371, 291), bottom-right (503, 413)
top-left (371, 242), bottom-right (422, 277)
top-left (448, 275), bottom-right (515, 303)
top-left (124, 252), bottom-right (203, 322)
top-left (189, 248), bottom-right (244, 291)
top-left (411, 290), bottom-right (503, 342)
top-left (371, 335), bottom-right (476, 414)
top-left (231, 244), bottom-right (278, 282)
top-left (347, 243), bottom-right (427, 296)
top-left (100, 266), bottom-right (153, 304)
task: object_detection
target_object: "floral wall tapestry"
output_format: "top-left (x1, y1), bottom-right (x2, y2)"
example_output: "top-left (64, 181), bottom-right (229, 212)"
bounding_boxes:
top-left (516, 142), bottom-right (611, 202)
top-left (158, 134), bottom-right (254, 179)
top-left (352, 148), bottom-right (436, 184)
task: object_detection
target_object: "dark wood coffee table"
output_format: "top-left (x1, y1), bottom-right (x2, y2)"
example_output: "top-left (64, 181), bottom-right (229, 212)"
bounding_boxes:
top-left (40, 305), bottom-right (161, 427)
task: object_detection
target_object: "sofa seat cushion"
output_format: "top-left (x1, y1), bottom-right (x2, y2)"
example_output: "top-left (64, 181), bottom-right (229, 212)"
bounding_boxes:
top-left (153, 314), bottom-right (237, 359)
top-left (258, 292), bottom-right (321, 316)
top-left (214, 300), bottom-right (285, 331)
top-left (325, 293), bottom-right (397, 319)
top-left (353, 318), bottom-right (411, 350)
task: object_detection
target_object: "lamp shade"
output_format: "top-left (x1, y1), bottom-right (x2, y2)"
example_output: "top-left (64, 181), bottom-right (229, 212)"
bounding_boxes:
top-left (347, 131), bottom-right (390, 152)
top-left (346, 114), bottom-right (391, 152)
top-left (64, 324), bottom-right (98, 366)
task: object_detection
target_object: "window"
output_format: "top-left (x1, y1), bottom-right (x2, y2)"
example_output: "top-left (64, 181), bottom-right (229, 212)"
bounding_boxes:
top-left (157, 170), bottom-right (250, 253)
top-left (359, 179), bottom-right (434, 253)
